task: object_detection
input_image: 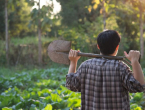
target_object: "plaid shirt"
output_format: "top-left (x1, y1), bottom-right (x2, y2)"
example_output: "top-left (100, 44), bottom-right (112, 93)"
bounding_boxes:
top-left (66, 58), bottom-right (145, 110)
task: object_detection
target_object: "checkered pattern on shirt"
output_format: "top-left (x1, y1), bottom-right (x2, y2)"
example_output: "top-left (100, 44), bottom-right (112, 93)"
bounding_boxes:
top-left (66, 58), bottom-right (145, 110)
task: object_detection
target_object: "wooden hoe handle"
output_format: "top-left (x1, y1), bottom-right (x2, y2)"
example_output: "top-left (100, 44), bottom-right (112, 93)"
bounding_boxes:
top-left (77, 52), bottom-right (141, 66)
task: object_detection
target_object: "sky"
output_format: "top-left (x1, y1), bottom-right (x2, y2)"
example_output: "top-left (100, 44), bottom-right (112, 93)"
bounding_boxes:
top-left (33, 0), bottom-right (61, 14)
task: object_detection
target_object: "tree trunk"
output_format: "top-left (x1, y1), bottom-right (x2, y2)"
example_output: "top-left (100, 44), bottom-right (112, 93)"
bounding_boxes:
top-left (102, 0), bottom-right (106, 30)
top-left (38, 0), bottom-right (42, 65)
top-left (139, 5), bottom-right (144, 58)
top-left (5, 0), bottom-right (9, 66)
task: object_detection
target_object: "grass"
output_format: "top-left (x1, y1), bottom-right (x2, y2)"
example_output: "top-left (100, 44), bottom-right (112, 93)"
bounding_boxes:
top-left (0, 63), bottom-right (67, 78)
top-left (0, 66), bottom-right (30, 78)
top-left (0, 36), bottom-right (56, 47)
top-left (10, 36), bottom-right (55, 46)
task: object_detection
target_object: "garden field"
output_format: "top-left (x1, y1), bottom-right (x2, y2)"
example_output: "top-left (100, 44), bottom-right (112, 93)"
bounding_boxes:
top-left (0, 68), bottom-right (145, 110)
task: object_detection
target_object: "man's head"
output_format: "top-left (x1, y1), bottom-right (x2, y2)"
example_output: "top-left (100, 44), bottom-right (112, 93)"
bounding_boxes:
top-left (97, 30), bottom-right (121, 56)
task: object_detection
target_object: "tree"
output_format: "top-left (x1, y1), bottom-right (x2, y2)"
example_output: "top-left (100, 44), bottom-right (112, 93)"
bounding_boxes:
top-left (128, 0), bottom-right (145, 57)
top-left (5, 0), bottom-right (9, 66)
top-left (56, 0), bottom-right (102, 27)
top-left (103, 0), bottom-right (143, 54)
top-left (102, 0), bottom-right (106, 30)
top-left (0, 0), bottom-right (32, 39)
top-left (27, 0), bottom-right (53, 65)
top-left (138, 0), bottom-right (145, 58)
top-left (0, 0), bottom-right (5, 40)
top-left (8, 0), bottom-right (31, 37)
top-left (139, 2), bottom-right (144, 58)
top-left (38, 0), bottom-right (42, 65)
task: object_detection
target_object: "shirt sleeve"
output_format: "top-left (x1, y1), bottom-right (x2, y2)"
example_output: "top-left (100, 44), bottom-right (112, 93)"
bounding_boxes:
top-left (121, 63), bottom-right (145, 93)
top-left (65, 64), bottom-right (82, 92)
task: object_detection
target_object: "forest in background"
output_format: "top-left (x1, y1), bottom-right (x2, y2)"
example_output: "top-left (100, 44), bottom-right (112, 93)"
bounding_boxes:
top-left (0, 0), bottom-right (145, 67)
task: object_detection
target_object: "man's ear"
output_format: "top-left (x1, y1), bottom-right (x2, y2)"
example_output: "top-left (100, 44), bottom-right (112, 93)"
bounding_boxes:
top-left (97, 44), bottom-right (100, 50)
top-left (116, 45), bottom-right (119, 50)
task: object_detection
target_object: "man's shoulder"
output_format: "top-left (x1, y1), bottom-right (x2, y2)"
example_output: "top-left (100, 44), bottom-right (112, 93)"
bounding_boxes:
top-left (81, 58), bottom-right (99, 64)
top-left (118, 60), bottom-right (130, 70)
top-left (80, 58), bottom-right (107, 67)
top-left (81, 58), bottom-right (130, 69)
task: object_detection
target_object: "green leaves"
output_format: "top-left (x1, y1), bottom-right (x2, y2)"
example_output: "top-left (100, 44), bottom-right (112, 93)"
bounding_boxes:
top-left (51, 93), bottom-right (62, 102)
top-left (130, 92), bottom-right (145, 109)
top-left (68, 98), bottom-right (81, 108)
top-left (0, 68), bottom-right (82, 109)
top-left (134, 93), bottom-right (144, 102)
top-left (44, 104), bottom-right (52, 110)
top-left (130, 104), bottom-right (142, 110)
top-left (28, 0), bottom-right (53, 34)
top-left (2, 108), bottom-right (12, 110)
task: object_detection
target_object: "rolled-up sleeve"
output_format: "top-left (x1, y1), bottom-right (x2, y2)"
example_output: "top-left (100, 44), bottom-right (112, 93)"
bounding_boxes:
top-left (65, 65), bottom-right (82, 92)
top-left (121, 64), bottom-right (145, 93)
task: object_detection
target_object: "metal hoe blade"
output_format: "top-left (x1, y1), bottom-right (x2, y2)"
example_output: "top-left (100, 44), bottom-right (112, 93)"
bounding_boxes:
top-left (48, 40), bottom-right (71, 65)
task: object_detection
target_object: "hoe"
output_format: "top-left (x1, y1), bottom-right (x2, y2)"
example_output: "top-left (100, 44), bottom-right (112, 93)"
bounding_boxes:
top-left (48, 40), bottom-right (140, 66)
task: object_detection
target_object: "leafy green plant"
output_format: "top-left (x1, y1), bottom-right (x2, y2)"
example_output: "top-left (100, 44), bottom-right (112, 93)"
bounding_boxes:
top-left (0, 68), bottom-right (82, 110)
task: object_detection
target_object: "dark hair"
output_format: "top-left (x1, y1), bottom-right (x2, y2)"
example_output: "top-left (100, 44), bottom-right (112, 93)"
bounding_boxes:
top-left (97, 30), bottom-right (121, 55)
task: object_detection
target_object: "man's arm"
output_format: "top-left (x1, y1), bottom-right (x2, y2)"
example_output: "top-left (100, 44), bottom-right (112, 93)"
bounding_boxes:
top-left (68, 61), bottom-right (77, 73)
top-left (124, 50), bottom-right (145, 85)
top-left (66, 49), bottom-right (81, 92)
top-left (68, 49), bottom-right (80, 74)
top-left (132, 60), bottom-right (145, 85)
